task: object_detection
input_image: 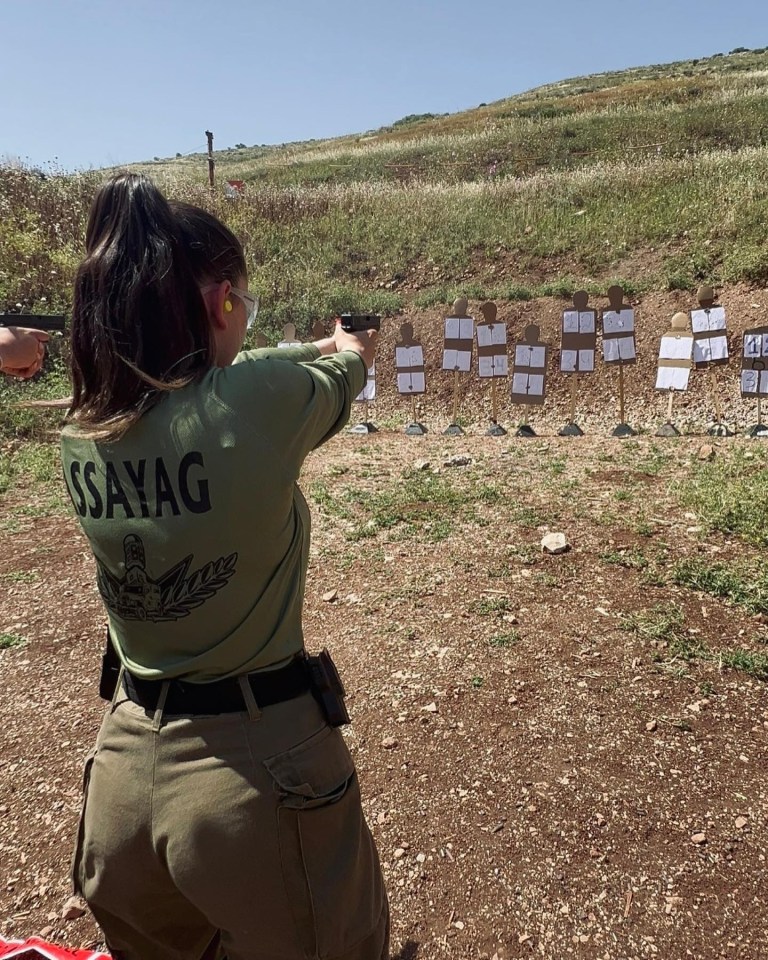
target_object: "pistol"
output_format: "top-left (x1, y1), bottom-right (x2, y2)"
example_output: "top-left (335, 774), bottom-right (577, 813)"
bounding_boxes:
top-left (339, 314), bottom-right (380, 334)
top-left (0, 314), bottom-right (67, 333)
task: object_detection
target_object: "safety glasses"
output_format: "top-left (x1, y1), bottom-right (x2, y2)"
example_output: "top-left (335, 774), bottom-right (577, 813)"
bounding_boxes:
top-left (200, 284), bottom-right (259, 330)
top-left (230, 286), bottom-right (259, 330)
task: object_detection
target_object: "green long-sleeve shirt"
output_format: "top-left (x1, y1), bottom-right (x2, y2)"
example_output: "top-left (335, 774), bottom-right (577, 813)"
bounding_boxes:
top-left (60, 345), bottom-right (366, 682)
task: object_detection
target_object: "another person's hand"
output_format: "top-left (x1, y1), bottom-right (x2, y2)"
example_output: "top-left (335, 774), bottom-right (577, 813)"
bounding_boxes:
top-left (0, 327), bottom-right (49, 379)
top-left (332, 322), bottom-right (377, 370)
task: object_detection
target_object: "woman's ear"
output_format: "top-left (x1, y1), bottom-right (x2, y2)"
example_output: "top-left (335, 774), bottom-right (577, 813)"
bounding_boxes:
top-left (203, 280), bottom-right (233, 331)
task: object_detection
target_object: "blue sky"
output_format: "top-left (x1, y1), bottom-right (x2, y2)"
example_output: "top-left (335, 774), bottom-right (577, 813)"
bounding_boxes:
top-left (1, 0), bottom-right (765, 170)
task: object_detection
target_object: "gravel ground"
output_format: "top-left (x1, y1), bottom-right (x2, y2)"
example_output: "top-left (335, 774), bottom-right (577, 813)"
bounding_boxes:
top-left (2, 425), bottom-right (767, 959)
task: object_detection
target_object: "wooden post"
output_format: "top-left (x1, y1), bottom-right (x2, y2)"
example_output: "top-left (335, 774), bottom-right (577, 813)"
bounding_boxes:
top-left (569, 375), bottom-right (578, 423)
top-left (411, 394), bottom-right (417, 425)
top-left (451, 369), bottom-right (460, 424)
top-left (708, 367), bottom-right (723, 422)
top-left (206, 130), bottom-right (215, 190)
top-left (618, 365), bottom-right (626, 424)
top-left (491, 375), bottom-right (498, 423)
top-left (758, 395), bottom-right (762, 426)
top-left (666, 390), bottom-right (674, 423)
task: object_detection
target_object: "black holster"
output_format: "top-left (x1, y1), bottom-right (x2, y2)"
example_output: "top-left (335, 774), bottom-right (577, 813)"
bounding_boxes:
top-left (98, 632), bottom-right (350, 726)
top-left (99, 629), bottom-right (122, 701)
top-left (305, 648), bottom-right (351, 727)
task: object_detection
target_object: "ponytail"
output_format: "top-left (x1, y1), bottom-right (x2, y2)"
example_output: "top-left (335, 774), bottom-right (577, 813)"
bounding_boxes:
top-left (68, 174), bottom-right (242, 440)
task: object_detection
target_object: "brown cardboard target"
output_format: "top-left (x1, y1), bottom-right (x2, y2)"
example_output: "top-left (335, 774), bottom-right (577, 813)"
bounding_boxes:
top-left (601, 286), bottom-right (637, 366)
top-left (475, 301), bottom-right (508, 378)
top-left (510, 324), bottom-right (549, 406)
top-left (395, 322), bottom-right (426, 395)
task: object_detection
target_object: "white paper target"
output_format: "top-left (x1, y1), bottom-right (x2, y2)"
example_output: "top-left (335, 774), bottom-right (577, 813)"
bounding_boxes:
top-left (659, 334), bottom-right (694, 361)
top-left (743, 332), bottom-right (768, 359)
top-left (395, 345), bottom-right (424, 368)
top-left (444, 317), bottom-right (474, 340)
top-left (477, 323), bottom-right (507, 347)
top-left (397, 372), bottom-right (426, 394)
top-left (579, 350), bottom-right (595, 371)
top-left (741, 369), bottom-right (768, 395)
top-left (691, 307), bottom-right (726, 333)
top-left (356, 363), bottom-right (376, 402)
top-left (693, 335), bottom-right (728, 364)
top-left (604, 336), bottom-right (636, 362)
top-left (563, 310), bottom-right (596, 334)
top-left (561, 350), bottom-right (577, 372)
top-left (560, 348), bottom-right (595, 372)
top-left (512, 372), bottom-right (544, 398)
top-left (514, 344), bottom-right (546, 368)
top-left (603, 309), bottom-right (635, 334)
top-left (442, 316), bottom-right (474, 372)
top-left (656, 367), bottom-right (691, 391)
top-left (442, 349), bottom-right (472, 372)
top-left (478, 355), bottom-right (509, 378)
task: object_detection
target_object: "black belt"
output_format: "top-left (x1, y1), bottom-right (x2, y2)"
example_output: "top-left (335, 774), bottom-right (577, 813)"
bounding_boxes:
top-left (122, 656), bottom-right (311, 715)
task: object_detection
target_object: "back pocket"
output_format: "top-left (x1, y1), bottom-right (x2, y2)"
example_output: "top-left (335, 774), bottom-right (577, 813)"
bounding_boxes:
top-left (70, 746), bottom-right (98, 897)
top-left (264, 725), bottom-right (354, 810)
top-left (264, 727), bottom-right (386, 958)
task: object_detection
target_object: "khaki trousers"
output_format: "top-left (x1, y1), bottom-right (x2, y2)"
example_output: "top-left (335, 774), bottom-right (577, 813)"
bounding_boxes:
top-left (73, 687), bottom-right (389, 960)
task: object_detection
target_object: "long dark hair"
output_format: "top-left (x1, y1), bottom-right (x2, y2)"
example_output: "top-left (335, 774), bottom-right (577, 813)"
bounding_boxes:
top-left (67, 173), bottom-right (245, 438)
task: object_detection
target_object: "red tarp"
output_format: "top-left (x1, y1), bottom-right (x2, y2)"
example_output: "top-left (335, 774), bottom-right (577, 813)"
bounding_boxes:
top-left (0, 937), bottom-right (109, 960)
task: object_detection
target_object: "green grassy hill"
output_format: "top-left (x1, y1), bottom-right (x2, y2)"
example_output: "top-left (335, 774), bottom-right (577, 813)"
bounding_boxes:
top-left (2, 47), bottom-right (768, 334)
top-left (138, 47), bottom-right (768, 188)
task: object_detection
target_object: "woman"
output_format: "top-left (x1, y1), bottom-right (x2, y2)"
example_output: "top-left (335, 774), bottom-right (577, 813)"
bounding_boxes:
top-left (63, 173), bottom-right (388, 960)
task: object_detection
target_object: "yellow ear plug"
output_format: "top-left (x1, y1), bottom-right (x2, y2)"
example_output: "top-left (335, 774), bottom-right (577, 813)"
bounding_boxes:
top-left (224, 300), bottom-right (233, 313)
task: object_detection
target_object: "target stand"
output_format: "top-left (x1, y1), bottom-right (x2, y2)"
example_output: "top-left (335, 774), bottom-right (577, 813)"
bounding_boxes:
top-left (559, 422), bottom-right (584, 437)
top-left (603, 287), bottom-right (638, 438)
top-left (476, 303), bottom-right (509, 438)
top-left (350, 419), bottom-right (378, 435)
top-left (611, 421), bottom-right (637, 438)
top-left (742, 330), bottom-right (768, 437)
top-left (405, 421), bottom-right (428, 436)
top-left (441, 299), bottom-right (474, 437)
top-left (349, 395), bottom-right (377, 434)
top-left (510, 325), bottom-right (548, 439)
top-left (443, 419), bottom-right (465, 436)
top-left (559, 371), bottom-right (584, 436)
top-left (656, 421), bottom-right (680, 437)
top-left (654, 316), bottom-right (692, 438)
top-left (395, 325), bottom-right (428, 437)
top-left (707, 421), bottom-right (734, 437)
top-left (558, 294), bottom-right (596, 437)
top-left (692, 287), bottom-right (732, 437)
